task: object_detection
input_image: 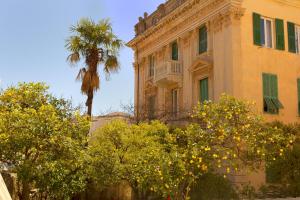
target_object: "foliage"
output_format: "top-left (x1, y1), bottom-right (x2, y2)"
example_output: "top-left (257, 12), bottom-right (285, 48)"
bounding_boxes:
top-left (190, 173), bottom-right (238, 200)
top-left (87, 120), bottom-right (168, 199)
top-left (238, 183), bottom-right (257, 200)
top-left (149, 95), bottom-right (293, 199)
top-left (88, 95), bottom-right (294, 200)
top-left (0, 82), bottom-right (90, 200)
top-left (66, 18), bottom-right (123, 116)
top-left (263, 122), bottom-right (300, 198)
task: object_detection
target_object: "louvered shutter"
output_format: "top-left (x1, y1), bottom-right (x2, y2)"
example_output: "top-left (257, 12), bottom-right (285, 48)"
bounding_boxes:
top-left (275, 19), bottom-right (285, 50)
top-left (253, 13), bottom-right (262, 46)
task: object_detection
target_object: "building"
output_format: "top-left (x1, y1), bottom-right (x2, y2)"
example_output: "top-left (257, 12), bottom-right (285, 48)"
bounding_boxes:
top-left (127, 0), bottom-right (300, 124)
top-left (90, 112), bottom-right (132, 136)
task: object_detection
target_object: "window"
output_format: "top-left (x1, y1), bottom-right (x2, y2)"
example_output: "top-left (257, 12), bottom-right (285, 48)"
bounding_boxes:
top-left (199, 78), bottom-right (209, 103)
top-left (261, 17), bottom-right (274, 48)
top-left (172, 89), bottom-right (178, 116)
top-left (171, 42), bottom-right (178, 60)
top-left (148, 96), bottom-right (156, 120)
top-left (262, 73), bottom-right (283, 114)
top-left (148, 55), bottom-right (155, 77)
top-left (287, 22), bottom-right (300, 53)
top-left (253, 13), bottom-right (278, 49)
top-left (199, 25), bottom-right (207, 54)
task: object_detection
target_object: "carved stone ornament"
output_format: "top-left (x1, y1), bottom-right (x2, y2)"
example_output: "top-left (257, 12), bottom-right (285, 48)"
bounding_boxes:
top-left (212, 6), bottom-right (245, 33)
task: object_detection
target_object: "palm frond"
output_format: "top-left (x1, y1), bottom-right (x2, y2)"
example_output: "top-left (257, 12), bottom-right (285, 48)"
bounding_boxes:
top-left (111, 39), bottom-right (123, 50)
top-left (76, 68), bottom-right (87, 81)
top-left (67, 52), bottom-right (80, 65)
top-left (104, 55), bottom-right (119, 75)
top-left (81, 71), bottom-right (92, 94)
top-left (91, 73), bottom-right (100, 91)
top-left (66, 36), bottom-right (81, 52)
top-left (80, 70), bottom-right (100, 94)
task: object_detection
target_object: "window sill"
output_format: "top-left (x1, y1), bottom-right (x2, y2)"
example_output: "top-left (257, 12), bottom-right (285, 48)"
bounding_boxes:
top-left (256, 45), bottom-right (273, 49)
top-left (288, 51), bottom-right (300, 55)
top-left (197, 50), bottom-right (213, 58)
top-left (263, 111), bottom-right (279, 116)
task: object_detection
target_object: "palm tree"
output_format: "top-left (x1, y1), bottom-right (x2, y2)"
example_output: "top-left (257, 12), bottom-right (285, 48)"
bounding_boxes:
top-left (66, 18), bottom-right (123, 117)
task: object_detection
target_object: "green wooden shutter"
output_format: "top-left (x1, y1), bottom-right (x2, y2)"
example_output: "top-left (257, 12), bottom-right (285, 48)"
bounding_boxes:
top-left (270, 74), bottom-right (283, 110)
top-left (199, 26), bottom-right (207, 54)
top-left (270, 75), bottom-right (278, 98)
top-left (263, 74), bottom-right (270, 98)
top-left (288, 22), bottom-right (296, 53)
top-left (172, 42), bottom-right (178, 60)
top-left (297, 79), bottom-right (300, 115)
top-left (200, 78), bottom-right (209, 102)
top-left (253, 13), bottom-right (262, 46)
top-left (275, 19), bottom-right (285, 50)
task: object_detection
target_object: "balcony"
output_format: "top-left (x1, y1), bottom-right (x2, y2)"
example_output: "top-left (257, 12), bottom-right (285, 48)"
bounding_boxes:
top-left (154, 60), bottom-right (182, 87)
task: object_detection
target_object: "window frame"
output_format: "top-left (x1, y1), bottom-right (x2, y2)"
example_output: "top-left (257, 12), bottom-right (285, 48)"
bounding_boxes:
top-left (260, 17), bottom-right (274, 48)
top-left (296, 25), bottom-right (300, 54)
top-left (148, 55), bottom-right (155, 77)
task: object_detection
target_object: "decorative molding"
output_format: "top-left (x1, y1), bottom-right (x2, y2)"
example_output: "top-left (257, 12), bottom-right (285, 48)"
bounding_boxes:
top-left (271, 0), bottom-right (300, 8)
top-left (131, 0), bottom-right (230, 57)
top-left (212, 5), bottom-right (245, 32)
top-left (127, 0), bottom-right (226, 47)
top-left (180, 30), bottom-right (193, 47)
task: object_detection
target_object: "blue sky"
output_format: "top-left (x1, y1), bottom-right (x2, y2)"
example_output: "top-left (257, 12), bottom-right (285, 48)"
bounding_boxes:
top-left (0, 0), bottom-right (164, 115)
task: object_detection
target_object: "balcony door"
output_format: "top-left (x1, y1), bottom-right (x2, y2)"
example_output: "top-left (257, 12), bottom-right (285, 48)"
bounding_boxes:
top-left (199, 78), bottom-right (209, 103)
top-left (172, 89), bottom-right (179, 116)
top-left (171, 41), bottom-right (178, 61)
top-left (148, 96), bottom-right (156, 120)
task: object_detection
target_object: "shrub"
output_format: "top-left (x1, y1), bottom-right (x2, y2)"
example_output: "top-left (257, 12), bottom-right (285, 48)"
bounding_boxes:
top-left (190, 173), bottom-right (238, 200)
top-left (264, 122), bottom-right (300, 198)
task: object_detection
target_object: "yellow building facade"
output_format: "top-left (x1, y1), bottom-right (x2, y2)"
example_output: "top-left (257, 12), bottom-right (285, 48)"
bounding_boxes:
top-left (127, 0), bottom-right (300, 124)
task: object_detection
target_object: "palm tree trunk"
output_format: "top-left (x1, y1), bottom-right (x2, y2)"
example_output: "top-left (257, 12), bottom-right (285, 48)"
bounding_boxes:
top-left (86, 89), bottom-right (94, 117)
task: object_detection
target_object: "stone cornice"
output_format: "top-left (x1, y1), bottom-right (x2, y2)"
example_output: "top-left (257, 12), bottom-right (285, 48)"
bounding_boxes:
top-left (127, 0), bottom-right (300, 49)
top-left (128, 1), bottom-right (245, 60)
top-left (271, 0), bottom-right (300, 8)
top-left (127, 0), bottom-right (223, 48)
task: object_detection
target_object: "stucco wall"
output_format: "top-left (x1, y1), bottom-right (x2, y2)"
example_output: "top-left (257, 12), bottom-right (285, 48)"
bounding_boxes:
top-left (240, 0), bottom-right (300, 123)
